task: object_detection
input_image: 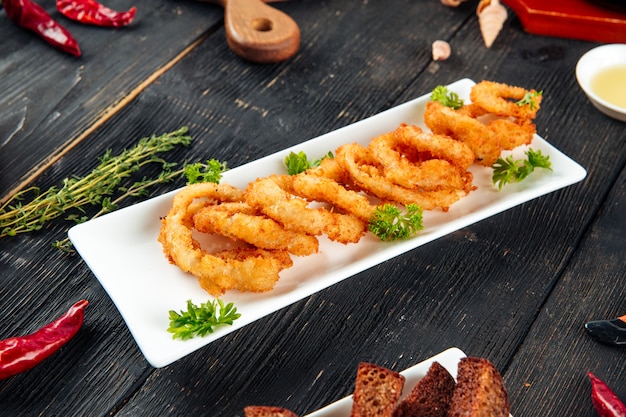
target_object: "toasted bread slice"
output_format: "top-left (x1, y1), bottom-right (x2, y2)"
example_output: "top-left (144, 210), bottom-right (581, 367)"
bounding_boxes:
top-left (447, 357), bottom-right (510, 417)
top-left (244, 405), bottom-right (298, 417)
top-left (350, 362), bottom-right (406, 417)
top-left (392, 361), bottom-right (456, 417)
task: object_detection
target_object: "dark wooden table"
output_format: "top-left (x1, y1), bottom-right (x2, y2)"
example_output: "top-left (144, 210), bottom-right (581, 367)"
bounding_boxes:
top-left (1, 0), bottom-right (624, 416)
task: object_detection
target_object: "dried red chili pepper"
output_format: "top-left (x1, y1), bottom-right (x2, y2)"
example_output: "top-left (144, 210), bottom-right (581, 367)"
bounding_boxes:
top-left (56, 0), bottom-right (136, 27)
top-left (0, 299), bottom-right (88, 380)
top-left (2, 0), bottom-right (81, 56)
top-left (588, 372), bottom-right (626, 417)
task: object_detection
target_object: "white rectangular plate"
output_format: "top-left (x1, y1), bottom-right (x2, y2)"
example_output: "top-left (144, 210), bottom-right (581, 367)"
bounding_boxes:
top-left (69, 79), bottom-right (587, 368)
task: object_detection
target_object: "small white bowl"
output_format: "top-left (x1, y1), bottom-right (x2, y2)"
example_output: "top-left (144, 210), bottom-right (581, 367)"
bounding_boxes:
top-left (576, 44), bottom-right (626, 122)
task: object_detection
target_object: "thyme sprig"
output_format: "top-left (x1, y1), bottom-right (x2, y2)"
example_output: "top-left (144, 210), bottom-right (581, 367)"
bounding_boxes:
top-left (167, 299), bottom-right (241, 340)
top-left (51, 156), bottom-right (226, 251)
top-left (1, 127), bottom-right (227, 250)
top-left (1, 127), bottom-right (192, 239)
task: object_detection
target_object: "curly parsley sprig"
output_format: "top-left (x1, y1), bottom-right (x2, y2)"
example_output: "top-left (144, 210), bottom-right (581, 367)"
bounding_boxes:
top-left (284, 150), bottom-right (334, 175)
top-left (168, 299), bottom-right (241, 340)
top-left (368, 203), bottom-right (424, 241)
top-left (430, 85), bottom-right (464, 109)
top-left (184, 159), bottom-right (228, 185)
top-left (492, 148), bottom-right (552, 190)
top-left (516, 91), bottom-right (543, 110)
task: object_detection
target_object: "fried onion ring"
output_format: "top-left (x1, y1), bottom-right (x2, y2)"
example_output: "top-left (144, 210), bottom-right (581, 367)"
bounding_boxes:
top-left (395, 124), bottom-right (475, 170)
top-left (469, 80), bottom-right (542, 120)
top-left (245, 176), bottom-right (367, 244)
top-left (305, 157), bottom-right (352, 184)
top-left (487, 118), bottom-right (536, 150)
top-left (335, 143), bottom-right (472, 211)
top-left (291, 173), bottom-right (377, 222)
top-left (158, 182), bottom-right (292, 296)
top-left (424, 101), bottom-right (501, 166)
top-left (193, 202), bottom-right (319, 256)
top-left (368, 124), bottom-right (474, 190)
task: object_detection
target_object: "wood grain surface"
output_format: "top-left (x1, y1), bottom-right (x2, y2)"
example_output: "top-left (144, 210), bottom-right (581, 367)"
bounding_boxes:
top-left (0, 1), bottom-right (624, 416)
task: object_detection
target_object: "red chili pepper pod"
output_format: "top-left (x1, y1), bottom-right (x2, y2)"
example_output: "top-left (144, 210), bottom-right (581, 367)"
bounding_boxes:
top-left (0, 299), bottom-right (88, 380)
top-left (3, 0), bottom-right (82, 56)
top-left (56, 0), bottom-right (136, 28)
top-left (588, 372), bottom-right (626, 417)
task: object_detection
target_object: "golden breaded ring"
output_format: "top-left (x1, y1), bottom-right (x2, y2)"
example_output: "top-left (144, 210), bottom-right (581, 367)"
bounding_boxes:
top-left (207, 248), bottom-right (292, 294)
top-left (455, 103), bottom-right (489, 118)
top-left (245, 176), bottom-right (367, 244)
top-left (291, 173), bottom-right (377, 222)
top-left (158, 182), bottom-right (292, 296)
top-left (424, 101), bottom-right (501, 166)
top-left (305, 157), bottom-right (348, 182)
top-left (470, 80), bottom-right (542, 120)
top-left (368, 125), bottom-right (474, 191)
top-left (369, 132), bottom-right (462, 190)
top-left (394, 124), bottom-right (476, 170)
top-left (336, 143), bottom-right (472, 211)
top-left (193, 202), bottom-right (319, 256)
top-left (487, 118), bottom-right (536, 150)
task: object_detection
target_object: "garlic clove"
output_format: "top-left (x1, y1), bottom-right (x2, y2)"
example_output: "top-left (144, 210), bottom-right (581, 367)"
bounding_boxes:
top-left (432, 40), bottom-right (451, 61)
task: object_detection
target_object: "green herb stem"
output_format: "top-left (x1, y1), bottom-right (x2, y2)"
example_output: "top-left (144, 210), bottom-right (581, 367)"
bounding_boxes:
top-left (430, 85), bottom-right (464, 109)
top-left (491, 148), bottom-right (552, 190)
top-left (284, 151), bottom-right (333, 175)
top-left (1, 127), bottom-right (192, 239)
top-left (53, 157), bottom-right (227, 252)
top-left (167, 299), bottom-right (241, 340)
top-left (368, 203), bottom-right (424, 241)
top-left (515, 91), bottom-right (543, 110)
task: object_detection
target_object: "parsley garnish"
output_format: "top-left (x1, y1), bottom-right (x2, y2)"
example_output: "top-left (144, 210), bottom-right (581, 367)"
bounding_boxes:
top-left (516, 91), bottom-right (543, 110)
top-left (492, 148), bottom-right (552, 190)
top-left (167, 299), bottom-right (241, 340)
top-left (184, 159), bottom-right (227, 184)
top-left (284, 150), bottom-right (333, 175)
top-left (430, 85), bottom-right (464, 109)
top-left (368, 203), bottom-right (424, 241)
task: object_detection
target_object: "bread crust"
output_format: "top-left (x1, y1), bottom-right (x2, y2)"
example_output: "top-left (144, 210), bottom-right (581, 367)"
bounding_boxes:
top-left (393, 361), bottom-right (456, 417)
top-left (447, 357), bottom-right (510, 417)
top-left (351, 362), bottom-right (406, 417)
top-left (244, 405), bottom-right (299, 417)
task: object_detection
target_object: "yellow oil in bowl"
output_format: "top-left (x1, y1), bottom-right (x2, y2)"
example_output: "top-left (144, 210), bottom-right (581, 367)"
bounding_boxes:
top-left (590, 66), bottom-right (626, 109)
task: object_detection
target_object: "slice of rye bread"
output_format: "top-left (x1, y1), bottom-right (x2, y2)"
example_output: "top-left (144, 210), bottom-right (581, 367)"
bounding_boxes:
top-left (350, 362), bottom-right (406, 417)
top-left (392, 361), bottom-right (456, 417)
top-left (244, 405), bottom-right (299, 417)
top-left (447, 357), bottom-right (510, 417)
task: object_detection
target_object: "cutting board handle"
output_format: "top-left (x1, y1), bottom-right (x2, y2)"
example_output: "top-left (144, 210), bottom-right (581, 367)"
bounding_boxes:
top-left (218, 0), bottom-right (300, 63)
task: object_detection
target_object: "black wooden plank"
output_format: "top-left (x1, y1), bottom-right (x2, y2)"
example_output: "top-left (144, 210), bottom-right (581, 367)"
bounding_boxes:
top-left (0, 0), bottom-right (222, 200)
top-left (505, 164), bottom-right (625, 416)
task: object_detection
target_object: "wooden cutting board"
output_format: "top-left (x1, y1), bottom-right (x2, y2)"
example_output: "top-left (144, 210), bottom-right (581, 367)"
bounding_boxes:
top-left (502, 0), bottom-right (626, 43)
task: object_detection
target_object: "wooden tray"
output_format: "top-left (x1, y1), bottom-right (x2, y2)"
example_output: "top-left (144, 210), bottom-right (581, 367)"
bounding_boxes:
top-left (502, 0), bottom-right (626, 43)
